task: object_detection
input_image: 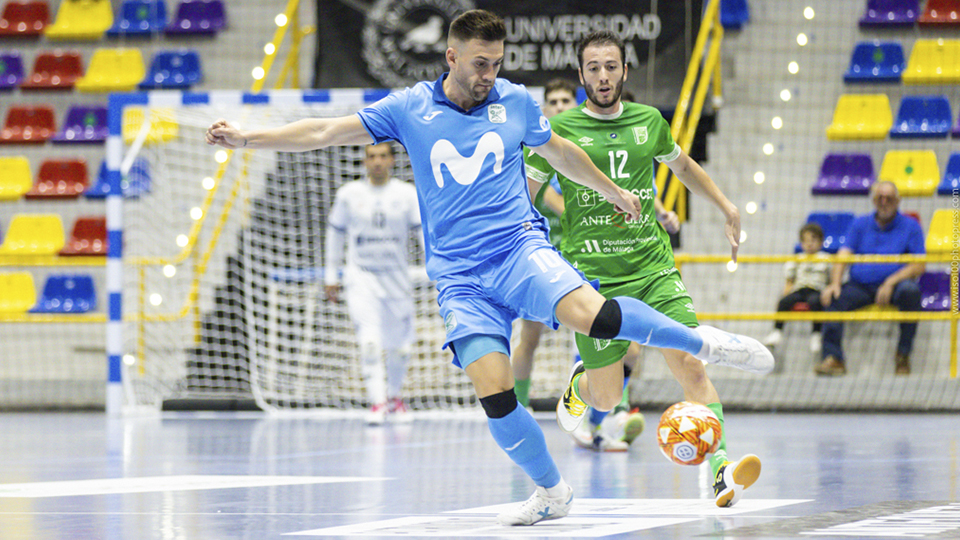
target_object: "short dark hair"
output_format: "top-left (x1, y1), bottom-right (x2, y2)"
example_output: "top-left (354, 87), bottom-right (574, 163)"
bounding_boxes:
top-left (449, 9), bottom-right (506, 43)
top-left (800, 222), bottom-right (824, 241)
top-left (365, 141), bottom-right (395, 157)
top-left (544, 78), bottom-right (577, 98)
top-left (576, 30), bottom-right (625, 69)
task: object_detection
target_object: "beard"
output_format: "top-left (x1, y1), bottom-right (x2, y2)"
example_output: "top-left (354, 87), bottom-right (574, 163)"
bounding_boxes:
top-left (584, 77), bottom-right (624, 109)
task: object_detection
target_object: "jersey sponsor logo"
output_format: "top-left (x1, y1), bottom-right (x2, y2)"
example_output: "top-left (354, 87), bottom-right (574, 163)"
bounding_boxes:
top-left (594, 338), bottom-right (611, 351)
top-left (429, 132), bottom-right (505, 188)
top-left (444, 311), bottom-right (457, 333)
top-left (361, 0), bottom-right (472, 87)
top-left (577, 136), bottom-right (594, 146)
top-left (576, 188), bottom-right (601, 207)
top-left (423, 111), bottom-right (442, 121)
top-left (632, 126), bottom-right (648, 145)
top-left (539, 115), bottom-right (550, 131)
top-left (488, 104), bottom-right (506, 123)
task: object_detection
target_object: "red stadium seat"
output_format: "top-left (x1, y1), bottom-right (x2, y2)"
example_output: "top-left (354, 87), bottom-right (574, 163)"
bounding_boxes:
top-left (21, 50), bottom-right (84, 90)
top-left (0, 104), bottom-right (55, 144)
top-left (0, 0), bottom-right (49, 36)
top-left (59, 216), bottom-right (107, 256)
top-left (919, 0), bottom-right (960, 26)
top-left (25, 158), bottom-right (88, 199)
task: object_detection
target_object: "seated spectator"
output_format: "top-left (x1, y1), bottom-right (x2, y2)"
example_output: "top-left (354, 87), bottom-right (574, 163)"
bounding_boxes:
top-left (816, 181), bottom-right (926, 376)
top-left (763, 223), bottom-right (830, 354)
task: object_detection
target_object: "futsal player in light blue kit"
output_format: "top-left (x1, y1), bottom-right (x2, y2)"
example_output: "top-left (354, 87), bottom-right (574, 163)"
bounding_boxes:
top-left (206, 9), bottom-right (772, 526)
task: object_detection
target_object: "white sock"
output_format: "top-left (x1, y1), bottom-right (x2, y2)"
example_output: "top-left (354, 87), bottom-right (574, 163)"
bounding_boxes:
top-left (360, 342), bottom-right (385, 405)
top-left (543, 479), bottom-right (569, 498)
top-left (385, 348), bottom-right (409, 398)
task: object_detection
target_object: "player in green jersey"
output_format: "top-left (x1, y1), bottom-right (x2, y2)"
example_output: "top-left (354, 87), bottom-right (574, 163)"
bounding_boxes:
top-left (525, 30), bottom-right (762, 508)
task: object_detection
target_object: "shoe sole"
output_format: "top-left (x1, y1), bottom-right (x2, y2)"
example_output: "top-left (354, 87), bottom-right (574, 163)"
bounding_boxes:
top-left (716, 454), bottom-right (761, 508)
top-left (619, 413), bottom-right (645, 444)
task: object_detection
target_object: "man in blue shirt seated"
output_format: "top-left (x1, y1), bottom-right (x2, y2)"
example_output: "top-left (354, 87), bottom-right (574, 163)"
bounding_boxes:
top-left (817, 181), bottom-right (926, 376)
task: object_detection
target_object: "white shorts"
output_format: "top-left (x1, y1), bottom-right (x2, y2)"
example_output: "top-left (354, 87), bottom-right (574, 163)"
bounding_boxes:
top-left (344, 270), bottom-right (415, 350)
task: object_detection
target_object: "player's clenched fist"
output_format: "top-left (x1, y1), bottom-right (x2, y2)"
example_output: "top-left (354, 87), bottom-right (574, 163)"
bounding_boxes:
top-left (205, 119), bottom-right (245, 149)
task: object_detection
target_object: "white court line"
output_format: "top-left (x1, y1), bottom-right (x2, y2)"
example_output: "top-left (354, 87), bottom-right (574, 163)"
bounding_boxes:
top-left (0, 475), bottom-right (389, 498)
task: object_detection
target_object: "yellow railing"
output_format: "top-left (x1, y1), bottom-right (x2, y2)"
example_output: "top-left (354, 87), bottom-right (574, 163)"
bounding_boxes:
top-left (656, 0), bottom-right (724, 221)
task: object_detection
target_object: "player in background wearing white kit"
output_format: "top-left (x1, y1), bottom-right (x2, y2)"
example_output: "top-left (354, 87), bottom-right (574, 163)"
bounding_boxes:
top-left (324, 142), bottom-right (423, 425)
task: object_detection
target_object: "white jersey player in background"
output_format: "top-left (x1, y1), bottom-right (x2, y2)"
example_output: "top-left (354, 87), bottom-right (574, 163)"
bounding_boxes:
top-left (324, 142), bottom-right (423, 425)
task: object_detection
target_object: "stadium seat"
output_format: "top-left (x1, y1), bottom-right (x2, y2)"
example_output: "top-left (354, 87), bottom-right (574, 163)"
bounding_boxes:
top-left (953, 109), bottom-right (960, 138)
top-left (903, 39), bottom-right (960, 84)
top-left (0, 272), bottom-right (36, 314)
top-left (800, 212), bottom-right (855, 254)
top-left (0, 104), bottom-right (55, 144)
top-left (139, 50), bottom-right (202, 89)
top-left (106, 0), bottom-right (167, 37)
top-left (166, 0), bottom-right (226, 34)
top-left (0, 52), bottom-right (24, 89)
top-left (86, 158), bottom-right (151, 199)
top-left (0, 214), bottom-right (64, 255)
top-left (926, 209), bottom-right (958, 254)
top-left (919, 271), bottom-right (951, 311)
top-left (0, 0), bottom-right (49, 36)
top-left (24, 158), bottom-right (87, 199)
top-left (0, 155), bottom-right (32, 201)
top-left (29, 273), bottom-right (96, 313)
top-left (878, 150), bottom-right (939, 196)
top-left (75, 48), bottom-right (145, 93)
top-left (59, 216), bottom-right (106, 256)
top-left (812, 153), bottom-right (874, 195)
top-left (51, 105), bottom-right (107, 144)
top-left (937, 152), bottom-right (960, 195)
top-left (720, 0), bottom-right (749, 29)
top-left (122, 107), bottom-right (178, 145)
top-left (826, 94), bottom-right (892, 140)
top-left (919, 0), bottom-right (960, 26)
top-left (844, 41), bottom-right (905, 83)
top-left (44, 0), bottom-right (112, 40)
top-left (889, 95), bottom-right (952, 138)
top-left (860, 0), bottom-right (920, 27)
top-left (21, 50), bottom-right (84, 89)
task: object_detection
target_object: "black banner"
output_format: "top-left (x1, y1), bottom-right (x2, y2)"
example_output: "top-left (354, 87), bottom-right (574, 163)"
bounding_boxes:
top-left (314, 0), bottom-right (702, 108)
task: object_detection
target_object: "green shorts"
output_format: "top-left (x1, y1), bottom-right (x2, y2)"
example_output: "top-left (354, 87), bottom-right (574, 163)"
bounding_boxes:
top-left (576, 267), bottom-right (699, 369)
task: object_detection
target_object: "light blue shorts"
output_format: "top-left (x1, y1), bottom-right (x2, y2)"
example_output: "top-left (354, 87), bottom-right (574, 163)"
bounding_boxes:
top-left (437, 232), bottom-right (588, 369)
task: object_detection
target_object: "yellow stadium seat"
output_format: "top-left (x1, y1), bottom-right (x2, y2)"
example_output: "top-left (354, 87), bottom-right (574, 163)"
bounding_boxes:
top-left (122, 108), bottom-right (179, 145)
top-left (0, 214), bottom-right (65, 256)
top-left (826, 94), bottom-right (892, 140)
top-left (0, 272), bottom-right (36, 314)
top-left (0, 156), bottom-right (32, 201)
top-left (878, 150), bottom-right (940, 196)
top-left (926, 209), bottom-right (959, 254)
top-left (903, 39), bottom-right (960, 84)
top-left (44, 0), bottom-right (113, 40)
top-left (75, 49), bottom-right (145, 93)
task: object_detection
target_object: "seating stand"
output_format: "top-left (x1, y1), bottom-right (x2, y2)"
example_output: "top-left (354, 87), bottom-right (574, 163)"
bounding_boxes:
top-left (0, 1), bottom-right (49, 37)
top-left (0, 52), bottom-right (24, 89)
top-left (52, 105), bottom-right (107, 144)
top-left (937, 153), bottom-right (960, 195)
top-left (860, 0), bottom-right (920, 27)
top-left (21, 50), bottom-right (84, 90)
top-left (29, 274), bottom-right (97, 313)
top-left (166, 0), bottom-right (226, 34)
top-left (25, 158), bottom-right (88, 199)
top-left (107, 0), bottom-right (168, 37)
top-left (0, 104), bottom-right (55, 144)
top-left (812, 154), bottom-right (874, 195)
top-left (59, 216), bottom-right (107, 256)
top-left (0, 156), bottom-right (33, 201)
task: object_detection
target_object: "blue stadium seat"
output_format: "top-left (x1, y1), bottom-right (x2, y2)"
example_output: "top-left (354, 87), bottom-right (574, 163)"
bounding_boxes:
top-left (797, 212), bottom-right (855, 254)
top-left (0, 52), bottom-right (24, 90)
top-left (139, 50), bottom-right (202, 89)
top-left (938, 152), bottom-right (960, 195)
top-left (919, 271), bottom-right (950, 311)
top-left (86, 158), bottom-right (151, 199)
top-left (29, 274), bottom-right (96, 313)
top-left (720, 0), bottom-right (750, 29)
top-left (844, 42), bottom-right (905, 83)
top-left (890, 95), bottom-right (952, 138)
top-left (107, 0), bottom-right (167, 37)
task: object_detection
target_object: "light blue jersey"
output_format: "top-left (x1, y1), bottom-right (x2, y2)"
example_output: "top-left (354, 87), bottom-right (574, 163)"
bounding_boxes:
top-left (357, 73), bottom-right (553, 280)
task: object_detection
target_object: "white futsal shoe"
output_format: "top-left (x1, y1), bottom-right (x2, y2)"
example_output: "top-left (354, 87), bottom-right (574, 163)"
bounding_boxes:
top-left (694, 325), bottom-right (775, 374)
top-left (497, 482), bottom-right (574, 526)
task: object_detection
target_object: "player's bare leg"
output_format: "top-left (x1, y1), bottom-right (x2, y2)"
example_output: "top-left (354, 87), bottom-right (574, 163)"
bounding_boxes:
top-left (512, 320), bottom-right (546, 409)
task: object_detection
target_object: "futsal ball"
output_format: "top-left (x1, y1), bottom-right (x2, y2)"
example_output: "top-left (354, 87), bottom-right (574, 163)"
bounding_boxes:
top-left (657, 401), bottom-right (722, 466)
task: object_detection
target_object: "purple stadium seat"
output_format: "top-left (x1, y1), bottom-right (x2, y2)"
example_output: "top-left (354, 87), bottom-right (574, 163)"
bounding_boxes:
top-left (0, 52), bottom-right (24, 89)
top-left (52, 105), bottom-right (107, 144)
top-left (166, 0), bottom-right (225, 34)
top-left (860, 0), bottom-right (920, 27)
top-left (812, 154), bottom-right (874, 195)
top-left (919, 272), bottom-right (950, 311)
top-left (953, 110), bottom-right (960, 137)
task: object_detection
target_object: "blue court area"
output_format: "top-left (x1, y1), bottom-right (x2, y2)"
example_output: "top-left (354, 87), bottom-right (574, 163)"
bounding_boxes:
top-left (0, 411), bottom-right (956, 539)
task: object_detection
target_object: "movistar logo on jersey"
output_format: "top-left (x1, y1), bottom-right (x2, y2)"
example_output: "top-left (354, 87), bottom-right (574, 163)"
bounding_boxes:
top-left (633, 126), bottom-right (648, 145)
top-left (488, 104), bottom-right (506, 123)
top-left (429, 132), bottom-right (504, 188)
top-left (577, 136), bottom-right (594, 146)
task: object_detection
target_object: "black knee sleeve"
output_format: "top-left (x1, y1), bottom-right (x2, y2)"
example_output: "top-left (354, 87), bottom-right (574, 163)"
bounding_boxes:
top-left (589, 299), bottom-right (622, 339)
top-left (480, 389), bottom-right (518, 419)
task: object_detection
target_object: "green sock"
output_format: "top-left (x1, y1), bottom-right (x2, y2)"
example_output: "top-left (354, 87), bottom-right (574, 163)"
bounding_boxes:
top-left (613, 385), bottom-right (630, 414)
top-left (706, 402), bottom-right (728, 479)
top-left (514, 378), bottom-right (531, 408)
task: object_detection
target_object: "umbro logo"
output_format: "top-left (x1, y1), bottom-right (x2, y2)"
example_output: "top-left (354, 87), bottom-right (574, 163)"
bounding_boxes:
top-left (578, 136), bottom-right (593, 146)
top-left (423, 111), bottom-right (442, 121)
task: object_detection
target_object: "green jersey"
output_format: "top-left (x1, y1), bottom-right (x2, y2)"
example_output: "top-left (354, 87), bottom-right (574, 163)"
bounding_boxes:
top-left (526, 101), bottom-right (680, 284)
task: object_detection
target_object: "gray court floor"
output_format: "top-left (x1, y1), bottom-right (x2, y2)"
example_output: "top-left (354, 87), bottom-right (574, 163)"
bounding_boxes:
top-left (0, 410), bottom-right (957, 539)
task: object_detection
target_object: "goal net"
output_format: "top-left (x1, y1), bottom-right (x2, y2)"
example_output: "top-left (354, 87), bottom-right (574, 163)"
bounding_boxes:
top-left (119, 90), bottom-right (576, 413)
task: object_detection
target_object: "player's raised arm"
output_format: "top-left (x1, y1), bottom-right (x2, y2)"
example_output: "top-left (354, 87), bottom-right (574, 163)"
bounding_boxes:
top-left (205, 115), bottom-right (373, 152)
top-left (530, 132), bottom-right (641, 220)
